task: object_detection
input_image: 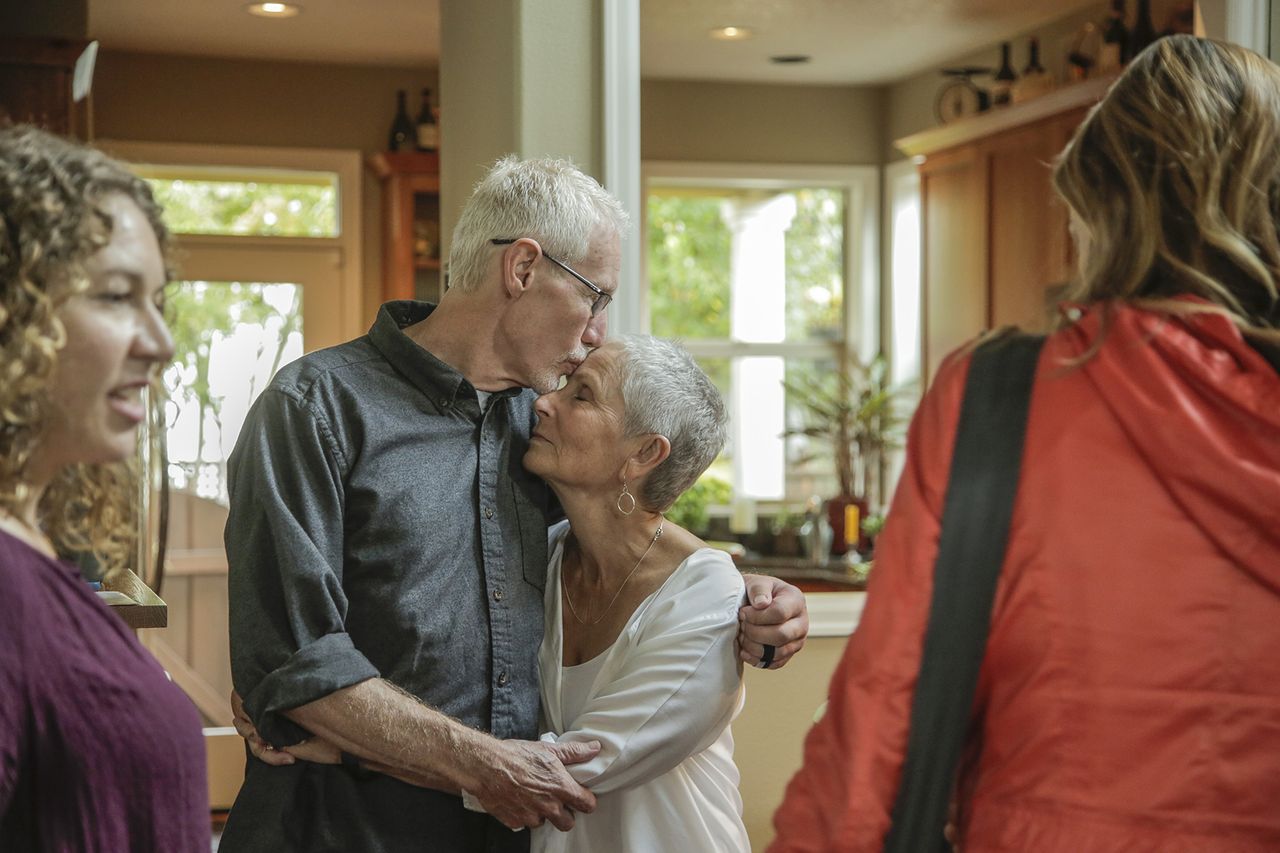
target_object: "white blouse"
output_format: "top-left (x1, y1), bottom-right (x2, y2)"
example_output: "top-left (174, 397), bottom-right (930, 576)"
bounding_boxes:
top-left (532, 521), bottom-right (751, 853)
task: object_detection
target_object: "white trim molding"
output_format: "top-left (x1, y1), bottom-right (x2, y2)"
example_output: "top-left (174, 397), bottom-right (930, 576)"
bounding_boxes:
top-left (805, 591), bottom-right (867, 638)
top-left (602, 0), bottom-right (643, 338)
top-left (1227, 0), bottom-right (1270, 54)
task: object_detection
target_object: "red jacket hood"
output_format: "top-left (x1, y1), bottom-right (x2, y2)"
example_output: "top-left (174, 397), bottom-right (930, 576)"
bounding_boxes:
top-left (1059, 301), bottom-right (1280, 590)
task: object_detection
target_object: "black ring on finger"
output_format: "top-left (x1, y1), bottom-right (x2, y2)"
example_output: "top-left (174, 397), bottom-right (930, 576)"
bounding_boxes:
top-left (759, 643), bottom-right (776, 669)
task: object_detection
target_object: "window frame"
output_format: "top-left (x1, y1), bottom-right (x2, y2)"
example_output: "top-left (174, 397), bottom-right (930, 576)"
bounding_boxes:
top-left (640, 161), bottom-right (881, 509)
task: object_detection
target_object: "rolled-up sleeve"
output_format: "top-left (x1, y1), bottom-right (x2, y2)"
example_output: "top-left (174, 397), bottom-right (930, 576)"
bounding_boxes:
top-left (226, 386), bottom-right (379, 747)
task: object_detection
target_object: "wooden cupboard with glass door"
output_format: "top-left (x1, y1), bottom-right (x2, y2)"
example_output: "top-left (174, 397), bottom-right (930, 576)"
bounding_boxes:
top-left (369, 151), bottom-right (442, 303)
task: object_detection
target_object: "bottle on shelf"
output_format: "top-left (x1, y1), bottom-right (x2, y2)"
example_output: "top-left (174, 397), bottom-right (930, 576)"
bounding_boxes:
top-left (1012, 37), bottom-right (1054, 103)
top-left (387, 89), bottom-right (415, 152)
top-left (415, 87), bottom-right (438, 153)
top-left (990, 42), bottom-right (1017, 108)
top-left (1127, 0), bottom-right (1158, 61)
top-left (1065, 21), bottom-right (1102, 82)
top-left (1099, 0), bottom-right (1128, 71)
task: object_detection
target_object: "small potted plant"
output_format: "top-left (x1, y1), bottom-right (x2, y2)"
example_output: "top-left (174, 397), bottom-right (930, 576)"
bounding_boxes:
top-left (783, 352), bottom-right (912, 557)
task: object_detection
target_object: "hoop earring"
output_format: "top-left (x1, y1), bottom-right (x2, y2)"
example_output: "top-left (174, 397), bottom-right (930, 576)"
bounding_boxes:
top-left (616, 482), bottom-right (637, 516)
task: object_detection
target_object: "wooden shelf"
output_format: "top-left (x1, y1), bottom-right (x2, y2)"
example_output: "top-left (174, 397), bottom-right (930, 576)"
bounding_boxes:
top-left (368, 149), bottom-right (439, 178)
top-left (895, 73), bottom-right (1118, 158)
top-left (415, 257), bottom-right (442, 270)
top-left (101, 568), bottom-right (168, 629)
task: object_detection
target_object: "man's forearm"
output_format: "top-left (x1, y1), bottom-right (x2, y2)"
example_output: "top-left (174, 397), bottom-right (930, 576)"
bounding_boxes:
top-left (283, 677), bottom-right (494, 794)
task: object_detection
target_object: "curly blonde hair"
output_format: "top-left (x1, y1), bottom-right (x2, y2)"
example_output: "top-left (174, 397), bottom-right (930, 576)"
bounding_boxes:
top-left (1052, 36), bottom-right (1280, 348)
top-left (0, 126), bottom-right (172, 577)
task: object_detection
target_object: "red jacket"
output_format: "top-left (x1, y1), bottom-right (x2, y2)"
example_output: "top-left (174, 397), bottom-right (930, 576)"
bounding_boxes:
top-left (770, 302), bottom-right (1280, 852)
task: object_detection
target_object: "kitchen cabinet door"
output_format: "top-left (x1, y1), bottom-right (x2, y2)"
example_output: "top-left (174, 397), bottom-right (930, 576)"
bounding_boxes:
top-left (986, 109), bottom-right (1085, 333)
top-left (921, 144), bottom-right (989, 383)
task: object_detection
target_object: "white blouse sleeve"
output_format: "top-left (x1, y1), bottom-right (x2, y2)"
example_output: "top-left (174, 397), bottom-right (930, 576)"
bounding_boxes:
top-left (545, 550), bottom-right (745, 794)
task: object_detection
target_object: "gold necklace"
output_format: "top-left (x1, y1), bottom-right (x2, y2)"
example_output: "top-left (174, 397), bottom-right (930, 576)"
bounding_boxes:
top-left (564, 518), bottom-right (665, 626)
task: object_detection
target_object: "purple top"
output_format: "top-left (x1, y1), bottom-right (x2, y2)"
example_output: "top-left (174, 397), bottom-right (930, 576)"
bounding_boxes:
top-left (0, 528), bottom-right (209, 851)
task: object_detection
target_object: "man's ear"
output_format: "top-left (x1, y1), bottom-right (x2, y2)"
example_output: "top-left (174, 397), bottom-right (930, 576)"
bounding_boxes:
top-left (501, 239), bottom-right (541, 300)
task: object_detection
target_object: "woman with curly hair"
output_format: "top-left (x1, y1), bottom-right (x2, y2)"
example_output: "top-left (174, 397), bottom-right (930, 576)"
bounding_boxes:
top-left (772, 36), bottom-right (1280, 852)
top-left (0, 126), bottom-right (208, 851)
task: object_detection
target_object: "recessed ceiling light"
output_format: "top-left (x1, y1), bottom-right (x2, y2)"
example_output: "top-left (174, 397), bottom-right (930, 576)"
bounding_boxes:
top-left (246, 2), bottom-right (302, 18)
top-left (770, 55), bottom-right (811, 64)
top-left (710, 26), bottom-right (753, 41)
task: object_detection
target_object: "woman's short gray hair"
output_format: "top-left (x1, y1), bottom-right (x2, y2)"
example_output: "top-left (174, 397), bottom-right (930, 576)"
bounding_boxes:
top-left (448, 156), bottom-right (629, 294)
top-left (614, 335), bottom-right (728, 512)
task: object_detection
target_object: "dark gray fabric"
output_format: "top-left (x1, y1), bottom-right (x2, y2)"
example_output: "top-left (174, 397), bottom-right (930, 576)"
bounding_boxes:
top-left (221, 301), bottom-right (551, 853)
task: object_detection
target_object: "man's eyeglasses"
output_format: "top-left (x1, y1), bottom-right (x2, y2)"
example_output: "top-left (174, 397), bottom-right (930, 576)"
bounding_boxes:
top-left (491, 238), bottom-right (611, 317)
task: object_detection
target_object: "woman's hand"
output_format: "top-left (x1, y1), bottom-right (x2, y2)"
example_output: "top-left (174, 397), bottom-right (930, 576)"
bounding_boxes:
top-left (738, 575), bottom-right (809, 669)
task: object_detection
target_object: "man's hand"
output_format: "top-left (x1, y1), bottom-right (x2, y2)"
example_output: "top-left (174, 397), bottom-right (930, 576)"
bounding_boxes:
top-left (468, 739), bottom-right (600, 832)
top-left (231, 690), bottom-right (295, 766)
top-left (738, 574), bottom-right (809, 669)
top-left (231, 690), bottom-right (343, 767)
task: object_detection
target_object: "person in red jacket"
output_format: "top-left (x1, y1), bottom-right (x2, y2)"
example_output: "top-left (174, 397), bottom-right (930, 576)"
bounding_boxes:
top-left (771, 35), bottom-right (1280, 853)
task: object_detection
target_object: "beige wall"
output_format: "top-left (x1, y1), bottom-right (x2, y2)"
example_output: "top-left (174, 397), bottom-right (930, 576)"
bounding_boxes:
top-left (93, 50), bottom-right (438, 326)
top-left (438, 0), bottom-right (604, 265)
top-left (642, 79), bottom-right (884, 165)
top-left (736, 633), bottom-right (848, 851)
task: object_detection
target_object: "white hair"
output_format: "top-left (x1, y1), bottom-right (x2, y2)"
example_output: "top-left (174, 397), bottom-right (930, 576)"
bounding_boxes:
top-left (447, 156), bottom-right (629, 294)
top-left (614, 335), bottom-right (728, 512)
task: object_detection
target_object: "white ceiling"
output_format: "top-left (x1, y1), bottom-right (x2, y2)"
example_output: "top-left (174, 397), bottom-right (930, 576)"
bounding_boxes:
top-left (642, 0), bottom-right (1101, 84)
top-left (88, 0), bottom-right (1098, 85)
top-left (88, 0), bottom-right (441, 68)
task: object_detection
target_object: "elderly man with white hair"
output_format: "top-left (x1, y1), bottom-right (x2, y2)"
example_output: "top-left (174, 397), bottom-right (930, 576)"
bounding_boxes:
top-left (220, 156), bottom-right (809, 853)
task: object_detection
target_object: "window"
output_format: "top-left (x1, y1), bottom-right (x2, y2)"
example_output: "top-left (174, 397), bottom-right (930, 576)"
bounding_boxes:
top-left (643, 163), bottom-right (879, 510)
top-left (102, 141), bottom-right (364, 508)
top-left (143, 166), bottom-right (339, 238)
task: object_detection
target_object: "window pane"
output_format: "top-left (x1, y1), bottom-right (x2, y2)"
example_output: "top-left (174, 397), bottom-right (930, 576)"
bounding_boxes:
top-left (164, 281), bottom-right (304, 504)
top-left (786, 188), bottom-right (845, 341)
top-left (694, 354), bottom-right (839, 504)
top-left (647, 185), bottom-right (844, 343)
top-left (647, 194), bottom-right (731, 339)
top-left (144, 174), bottom-right (338, 237)
top-left (783, 357), bottom-right (839, 502)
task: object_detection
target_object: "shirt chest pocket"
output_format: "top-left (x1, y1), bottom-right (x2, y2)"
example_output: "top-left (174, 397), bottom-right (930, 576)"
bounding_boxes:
top-left (512, 482), bottom-right (549, 591)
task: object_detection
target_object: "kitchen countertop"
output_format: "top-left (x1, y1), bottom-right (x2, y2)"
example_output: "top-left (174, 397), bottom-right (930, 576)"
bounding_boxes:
top-left (735, 557), bottom-right (869, 592)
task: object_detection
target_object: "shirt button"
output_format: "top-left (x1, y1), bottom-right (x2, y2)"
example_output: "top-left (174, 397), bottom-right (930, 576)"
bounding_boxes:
top-left (493, 587), bottom-right (505, 602)
top-left (497, 671), bottom-right (509, 687)
top-left (484, 506), bottom-right (494, 519)
top-left (439, 398), bottom-right (450, 408)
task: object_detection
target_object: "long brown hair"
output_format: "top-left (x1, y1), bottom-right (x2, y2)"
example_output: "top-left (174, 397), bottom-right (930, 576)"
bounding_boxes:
top-left (1053, 35), bottom-right (1280, 347)
top-left (0, 126), bottom-right (172, 575)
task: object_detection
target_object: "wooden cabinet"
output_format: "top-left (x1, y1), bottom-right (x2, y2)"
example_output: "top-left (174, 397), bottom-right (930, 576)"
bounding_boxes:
top-left (369, 151), bottom-right (442, 303)
top-left (0, 37), bottom-right (95, 137)
top-left (898, 76), bottom-right (1113, 383)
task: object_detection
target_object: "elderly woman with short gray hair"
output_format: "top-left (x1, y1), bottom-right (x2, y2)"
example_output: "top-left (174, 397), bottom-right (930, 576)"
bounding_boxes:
top-left (522, 334), bottom-right (751, 853)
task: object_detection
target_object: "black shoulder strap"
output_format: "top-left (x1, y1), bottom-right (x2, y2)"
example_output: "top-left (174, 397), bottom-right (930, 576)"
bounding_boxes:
top-left (884, 331), bottom-right (1045, 853)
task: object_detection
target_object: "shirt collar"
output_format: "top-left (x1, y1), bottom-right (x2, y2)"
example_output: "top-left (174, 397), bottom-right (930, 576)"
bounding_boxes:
top-left (369, 300), bottom-right (525, 410)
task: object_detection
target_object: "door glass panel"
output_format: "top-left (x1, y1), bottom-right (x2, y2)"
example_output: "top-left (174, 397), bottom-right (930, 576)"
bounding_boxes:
top-left (164, 281), bottom-right (303, 505)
